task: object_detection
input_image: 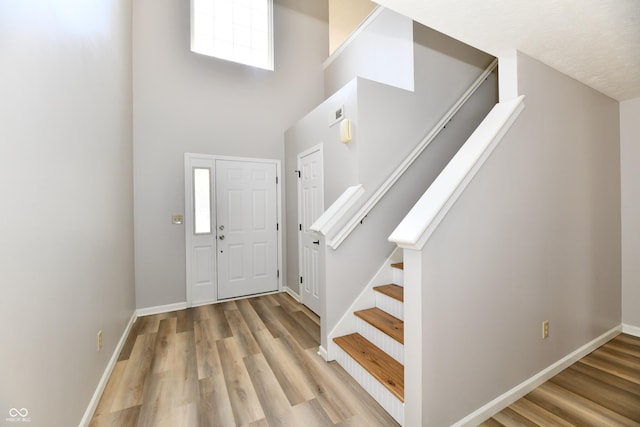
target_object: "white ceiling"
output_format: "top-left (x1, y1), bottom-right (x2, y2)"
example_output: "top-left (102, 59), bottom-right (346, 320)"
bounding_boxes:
top-left (373, 0), bottom-right (640, 101)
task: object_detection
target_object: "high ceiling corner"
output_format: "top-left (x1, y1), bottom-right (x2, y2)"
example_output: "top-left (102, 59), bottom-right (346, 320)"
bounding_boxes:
top-left (373, 0), bottom-right (640, 101)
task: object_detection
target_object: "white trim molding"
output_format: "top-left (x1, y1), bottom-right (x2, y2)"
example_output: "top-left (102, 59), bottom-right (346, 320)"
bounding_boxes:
top-left (79, 311), bottom-right (137, 427)
top-left (317, 346), bottom-right (329, 362)
top-left (285, 286), bottom-right (300, 302)
top-left (389, 95), bottom-right (525, 250)
top-left (451, 325), bottom-right (621, 427)
top-left (137, 302), bottom-right (188, 317)
top-left (622, 323), bottom-right (640, 338)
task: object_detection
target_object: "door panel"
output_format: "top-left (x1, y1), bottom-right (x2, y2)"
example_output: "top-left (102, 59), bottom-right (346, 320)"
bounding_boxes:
top-left (216, 159), bottom-right (278, 300)
top-left (298, 147), bottom-right (323, 315)
top-left (194, 246), bottom-right (213, 283)
top-left (187, 159), bottom-right (216, 305)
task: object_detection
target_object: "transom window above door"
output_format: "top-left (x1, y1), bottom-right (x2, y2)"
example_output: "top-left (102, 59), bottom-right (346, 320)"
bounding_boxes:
top-left (190, 0), bottom-right (274, 71)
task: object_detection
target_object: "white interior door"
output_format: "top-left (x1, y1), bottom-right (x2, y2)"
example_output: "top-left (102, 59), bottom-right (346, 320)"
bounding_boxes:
top-left (298, 146), bottom-right (324, 315)
top-left (216, 159), bottom-right (279, 300)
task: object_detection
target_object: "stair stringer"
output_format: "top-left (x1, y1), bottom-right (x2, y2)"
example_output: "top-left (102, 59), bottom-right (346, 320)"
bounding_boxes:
top-left (323, 246), bottom-right (403, 362)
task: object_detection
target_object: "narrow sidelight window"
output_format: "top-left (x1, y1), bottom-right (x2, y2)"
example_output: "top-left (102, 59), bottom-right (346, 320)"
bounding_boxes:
top-left (193, 168), bottom-right (212, 234)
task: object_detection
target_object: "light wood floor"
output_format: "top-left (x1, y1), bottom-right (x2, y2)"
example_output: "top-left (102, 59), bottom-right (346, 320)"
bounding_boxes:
top-left (481, 333), bottom-right (640, 426)
top-left (89, 292), bottom-right (400, 427)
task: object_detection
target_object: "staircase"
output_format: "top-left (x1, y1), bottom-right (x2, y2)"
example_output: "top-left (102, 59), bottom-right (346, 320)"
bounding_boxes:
top-left (333, 262), bottom-right (405, 425)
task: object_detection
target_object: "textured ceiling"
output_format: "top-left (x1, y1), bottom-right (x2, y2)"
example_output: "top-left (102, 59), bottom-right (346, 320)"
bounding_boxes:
top-left (373, 0), bottom-right (640, 101)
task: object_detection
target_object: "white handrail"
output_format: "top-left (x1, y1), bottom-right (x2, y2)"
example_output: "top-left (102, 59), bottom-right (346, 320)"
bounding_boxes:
top-left (389, 95), bottom-right (525, 250)
top-left (320, 58), bottom-right (499, 250)
top-left (310, 185), bottom-right (364, 235)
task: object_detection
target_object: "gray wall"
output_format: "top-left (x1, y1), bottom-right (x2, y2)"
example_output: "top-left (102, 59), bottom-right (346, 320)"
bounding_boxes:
top-left (357, 22), bottom-right (494, 193)
top-left (0, 1), bottom-right (135, 426)
top-left (324, 7), bottom-right (414, 96)
top-left (416, 52), bottom-right (621, 426)
top-left (133, 0), bottom-right (328, 309)
top-left (621, 97), bottom-right (640, 329)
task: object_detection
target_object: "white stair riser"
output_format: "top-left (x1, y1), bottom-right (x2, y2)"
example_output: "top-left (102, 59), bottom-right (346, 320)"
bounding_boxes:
top-left (392, 268), bottom-right (404, 286)
top-left (356, 317), bottom-right (404, 364)
top-left (375, 293), bottom-right (404, 321)
top-left (335, 346), bottom-right (404, 426)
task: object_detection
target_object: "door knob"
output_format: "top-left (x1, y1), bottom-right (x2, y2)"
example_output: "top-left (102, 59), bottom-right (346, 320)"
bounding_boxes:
top-left (219, 235), bottom-right (225, 240)
top-left (312, 240), bottom-right (319, 245)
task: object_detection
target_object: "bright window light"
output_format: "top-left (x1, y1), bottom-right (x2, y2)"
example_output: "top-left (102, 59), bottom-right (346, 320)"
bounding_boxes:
top-left (193, 168), bottom-right (211, 235)
top-left (191, 0), bottom-right (274, 71)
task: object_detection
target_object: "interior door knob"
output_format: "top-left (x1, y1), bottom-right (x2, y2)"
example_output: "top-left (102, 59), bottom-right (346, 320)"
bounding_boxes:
top-left (219, 235), bottom-right (225, 240)
top-left (312, 240), bottom-right (319, 245)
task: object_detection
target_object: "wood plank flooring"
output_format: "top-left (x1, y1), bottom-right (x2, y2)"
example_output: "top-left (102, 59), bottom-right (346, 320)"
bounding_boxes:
top-left (90, 293), bottom-right (400, 427)
top-left (481, 333), bottom-right (640, 426)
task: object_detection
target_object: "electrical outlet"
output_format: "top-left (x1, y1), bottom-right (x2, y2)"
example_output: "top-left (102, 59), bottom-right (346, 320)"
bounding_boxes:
top-left (97, 330), bottom-right (103, 352)
top-left (542, 320), bottom-right (549, 339)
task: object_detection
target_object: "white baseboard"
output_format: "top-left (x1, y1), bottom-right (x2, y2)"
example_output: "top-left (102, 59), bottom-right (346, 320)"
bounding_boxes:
top-left (284, 286), bottom-right (300, 302)
top-left (79, 311), bottom-right (137, 427)
top-left (622, 323), bottom-right (640, 338)
top-left (136, 302), bottom-right (188, 317)
top-left (452, 325), bottom-right (622, 427)
top-left (317, 346), bottom-right (328, 361)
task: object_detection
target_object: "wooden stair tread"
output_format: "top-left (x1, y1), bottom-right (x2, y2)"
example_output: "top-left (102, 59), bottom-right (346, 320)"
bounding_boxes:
top-left (354, 308), bottom-right (404, 344)
top-left (334, 333), bottom-right (404, 402)
top-left (390, 262), bottom-right (404, 270)
top-left (373, 284), bottom-right (404, 302)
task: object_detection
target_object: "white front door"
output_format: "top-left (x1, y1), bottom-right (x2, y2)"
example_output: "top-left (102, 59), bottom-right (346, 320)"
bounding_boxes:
top-left (215, 159), bottom-right (279, 300)
top-left (298, 145), bottom-right (324, 315)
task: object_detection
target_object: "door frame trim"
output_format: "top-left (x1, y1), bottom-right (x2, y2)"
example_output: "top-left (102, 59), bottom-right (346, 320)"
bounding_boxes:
top-left (296, 143), bottom-right (324, 311)
top-left (184, 153), bottom-right (283, 307)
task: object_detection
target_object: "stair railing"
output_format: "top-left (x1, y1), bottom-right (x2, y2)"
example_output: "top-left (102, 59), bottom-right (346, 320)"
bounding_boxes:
top-left (389, 95), bottom-right (525, 249)
top-left (311, 58), bottom-right (499, 249)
